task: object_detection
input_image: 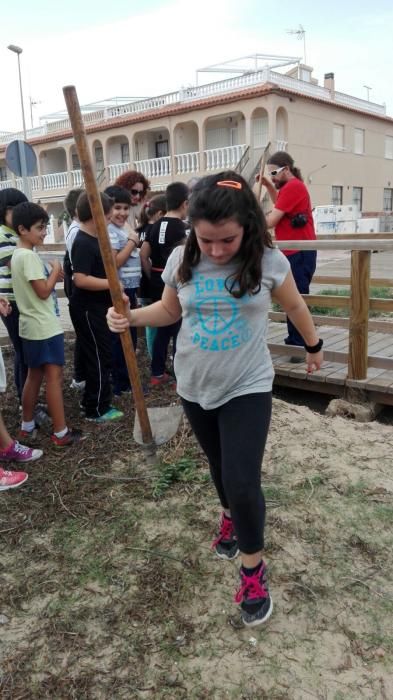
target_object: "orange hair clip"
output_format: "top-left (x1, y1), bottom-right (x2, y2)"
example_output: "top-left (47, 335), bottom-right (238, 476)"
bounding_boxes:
top-left (216, 180), bottom-right (242, 190)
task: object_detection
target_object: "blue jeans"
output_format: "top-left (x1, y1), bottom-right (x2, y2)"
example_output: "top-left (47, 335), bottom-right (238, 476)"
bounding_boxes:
top-left (151, 320), bottom-right (181, 377)
top-left (285, 250), bottom-right (317, 346)
top-left (1, 301), bottom-right (28, 401)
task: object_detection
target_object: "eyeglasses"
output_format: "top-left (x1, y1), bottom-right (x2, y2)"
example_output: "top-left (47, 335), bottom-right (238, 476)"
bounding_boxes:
top-left (269, 166), bottom-right (286, 177)
top-left (130, 189), bottom-right (144, 197)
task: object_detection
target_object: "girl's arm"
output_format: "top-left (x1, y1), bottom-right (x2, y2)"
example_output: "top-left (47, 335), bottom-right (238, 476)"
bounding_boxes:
top-left (113, 231), bottom-right (140, 268)
top-left (272, 271), bottom-right (323, 372)
top-left (107, 284), bottom-right (182, 332)
top-left (73, 273), bottom-right (110, 291)
top-left (140, 241), bottom-right (152, 278)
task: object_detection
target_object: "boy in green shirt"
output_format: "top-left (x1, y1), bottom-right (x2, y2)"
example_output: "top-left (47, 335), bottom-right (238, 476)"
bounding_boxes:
top-left (11, 202), bottom-right (84, 448)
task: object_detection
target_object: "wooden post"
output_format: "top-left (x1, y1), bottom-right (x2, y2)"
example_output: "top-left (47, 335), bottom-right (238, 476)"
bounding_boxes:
top-left (348, 250), bottom-right (371, 379)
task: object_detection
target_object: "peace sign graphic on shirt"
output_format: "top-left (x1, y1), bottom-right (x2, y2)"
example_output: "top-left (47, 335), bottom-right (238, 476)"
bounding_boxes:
top-left (196, 297), bottom-right (238, 336)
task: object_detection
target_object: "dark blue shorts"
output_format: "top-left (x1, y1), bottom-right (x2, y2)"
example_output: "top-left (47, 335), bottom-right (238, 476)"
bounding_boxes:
top-left (22, 334), bottom-right (65, 368)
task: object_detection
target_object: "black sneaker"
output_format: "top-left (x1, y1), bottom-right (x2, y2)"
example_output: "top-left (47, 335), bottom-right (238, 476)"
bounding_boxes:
top-left (50, 429), bottom-right (86, 448)
top-left (235, 561), bottom-right (273, 627)
top-left (211, 513), bottom-right (239, 560)
top-left (18, 426), bottom-right (40, 445)
top-left (289, 356), bottom-right (304, 364)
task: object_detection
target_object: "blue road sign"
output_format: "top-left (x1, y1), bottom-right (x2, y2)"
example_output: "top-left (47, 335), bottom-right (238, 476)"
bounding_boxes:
top-left (5, 140), bottom-right (37, 177)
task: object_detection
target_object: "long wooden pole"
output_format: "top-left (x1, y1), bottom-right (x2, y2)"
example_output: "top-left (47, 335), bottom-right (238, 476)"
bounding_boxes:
top-left (62, 85), bottom-right (154, 446)
top-left (255, 141), bottom-right (271, 201)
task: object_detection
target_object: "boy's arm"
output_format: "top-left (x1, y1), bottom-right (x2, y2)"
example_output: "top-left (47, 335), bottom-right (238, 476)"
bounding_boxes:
top-left (113, 232), bottom-right (139, 268)
top-left (0, 297), bottom-right (12, 316)
top-left (73, 273), bottom-right (110, 291)
top-left (30, 259), bottom-right (63, 300)
top-left (140, 241), bottom-right (152, 278)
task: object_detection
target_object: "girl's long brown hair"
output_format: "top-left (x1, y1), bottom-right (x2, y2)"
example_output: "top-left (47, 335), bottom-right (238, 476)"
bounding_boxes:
top-left (178, 171), bottom-right (272, 298)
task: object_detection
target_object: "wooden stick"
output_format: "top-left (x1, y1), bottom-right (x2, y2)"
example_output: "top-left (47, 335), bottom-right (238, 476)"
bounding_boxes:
top-left (62, 85), bottom-right (154, 446)
top-left (255, 141), bottom-right (271, 201)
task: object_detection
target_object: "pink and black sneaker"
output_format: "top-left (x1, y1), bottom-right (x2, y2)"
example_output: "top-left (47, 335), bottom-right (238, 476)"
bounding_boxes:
top-left (211, 513), bottom-right (239, 560)
top-left (235, 561), bottom-right (273, 627)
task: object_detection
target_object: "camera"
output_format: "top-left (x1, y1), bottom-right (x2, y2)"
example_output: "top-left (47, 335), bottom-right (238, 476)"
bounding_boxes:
top-left (290, 213), bottom-right (308, 228)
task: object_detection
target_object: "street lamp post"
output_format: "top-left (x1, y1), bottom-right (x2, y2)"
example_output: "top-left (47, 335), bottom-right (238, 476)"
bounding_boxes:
top-left (7, 44), bottom-right (31, 199)
top-left (7, 44), bottom-right (27, 140)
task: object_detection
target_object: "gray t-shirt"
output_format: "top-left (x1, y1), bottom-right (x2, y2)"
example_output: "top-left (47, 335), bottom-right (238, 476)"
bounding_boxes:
top-left (162, 245), bottom-right (290, 409)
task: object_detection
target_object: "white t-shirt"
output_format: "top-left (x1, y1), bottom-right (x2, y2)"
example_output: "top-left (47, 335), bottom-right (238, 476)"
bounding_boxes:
top-left (65, 219), bottom-right (80, 260)
top-left (162, 245), bottom-right (290, 409)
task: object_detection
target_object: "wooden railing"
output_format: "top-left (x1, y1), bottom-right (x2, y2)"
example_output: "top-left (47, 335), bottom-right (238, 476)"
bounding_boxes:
top-left (272, 238), bottom-right (393, 382)
top-left (3, 239), bottom-right (393, 389)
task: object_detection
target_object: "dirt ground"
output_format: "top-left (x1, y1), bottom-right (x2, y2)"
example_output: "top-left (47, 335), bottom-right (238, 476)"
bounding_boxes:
top-left (1, 341), bottom-right (392, 700)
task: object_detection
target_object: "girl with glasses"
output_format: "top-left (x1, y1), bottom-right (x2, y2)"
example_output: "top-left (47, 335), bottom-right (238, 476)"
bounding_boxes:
top-left (114, 170), bottom-right (150, 229)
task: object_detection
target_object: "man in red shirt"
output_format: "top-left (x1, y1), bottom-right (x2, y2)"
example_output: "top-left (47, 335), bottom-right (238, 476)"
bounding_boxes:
top-left (263, 151), bottom-right (317, 350)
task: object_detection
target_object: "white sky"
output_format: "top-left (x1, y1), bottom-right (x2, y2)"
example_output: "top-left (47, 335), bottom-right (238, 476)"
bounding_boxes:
top-left (1, 0), bottom-right (392, 133)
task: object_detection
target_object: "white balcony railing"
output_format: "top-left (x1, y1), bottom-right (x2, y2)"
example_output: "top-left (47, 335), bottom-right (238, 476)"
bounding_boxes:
top-left (108, 162), bottom-right (131, 182)
top-left (70, 170), bottom-right (84, 187)
top-left (1, 66), bottom-right (386, 148)
top-left (4, 146), bottom-right (255, 197)
top-left (174, 152), bottom-right (199, 174)
top-left (41, 172), bottom-right (69, 190)
top-left (29, 176), bottom-right (41, 191)
top-left (134, 157), bottom-right (171, 178)
top-left (0, 179), bottom-right (14, 190)
top-left (205, 144), bottom-right (247, 171)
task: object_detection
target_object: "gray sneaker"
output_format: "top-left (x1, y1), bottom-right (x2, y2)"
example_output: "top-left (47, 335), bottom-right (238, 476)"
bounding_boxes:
top-left (34, 405), bottom-right (51, 427)
top-left (70, 379), bottom-right (86, 391)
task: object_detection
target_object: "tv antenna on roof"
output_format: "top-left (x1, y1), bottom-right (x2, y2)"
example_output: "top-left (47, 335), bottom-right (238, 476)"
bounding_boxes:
top-left (287, 24), bottom-right (306, 65)
top-left (29, 97), bottom-right (42, 129)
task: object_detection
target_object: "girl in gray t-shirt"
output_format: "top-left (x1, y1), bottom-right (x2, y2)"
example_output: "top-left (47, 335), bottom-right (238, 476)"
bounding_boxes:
top-left (107, 171), bottom-right (323, 627)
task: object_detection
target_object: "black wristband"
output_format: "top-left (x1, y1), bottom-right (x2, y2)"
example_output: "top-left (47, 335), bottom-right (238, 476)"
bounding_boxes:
top-left (304, 338), bottom-right (323, 353)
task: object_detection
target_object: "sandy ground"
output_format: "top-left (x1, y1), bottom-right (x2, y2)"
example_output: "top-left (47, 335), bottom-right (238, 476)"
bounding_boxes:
top-left (1, 342), bottom-right (393, 699)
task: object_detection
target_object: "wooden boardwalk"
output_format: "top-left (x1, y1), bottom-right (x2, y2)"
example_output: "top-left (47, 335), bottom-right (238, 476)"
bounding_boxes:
top-left (268, 246), bottom-right (393, 405)
top-left (268, 321), bottom-right (393, 405)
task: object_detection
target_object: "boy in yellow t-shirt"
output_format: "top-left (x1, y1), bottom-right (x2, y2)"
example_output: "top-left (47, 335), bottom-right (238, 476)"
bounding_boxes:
top-left (11, 202), bottom-right (85, 448)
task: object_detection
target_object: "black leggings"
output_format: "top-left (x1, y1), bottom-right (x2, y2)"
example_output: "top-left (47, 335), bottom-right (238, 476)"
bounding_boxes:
top-left (181, 392), bottom-right (272, 554)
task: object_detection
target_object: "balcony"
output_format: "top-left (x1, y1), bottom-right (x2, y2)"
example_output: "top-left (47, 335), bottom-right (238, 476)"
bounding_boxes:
top-left (134, 156), bottom-right (171, 179)
top-left (5, 145), bottom-right (245, 198)
top-left (0, 179), bottom-right (14, 191)
top-left (205, 145), bottom-right (247, 171)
